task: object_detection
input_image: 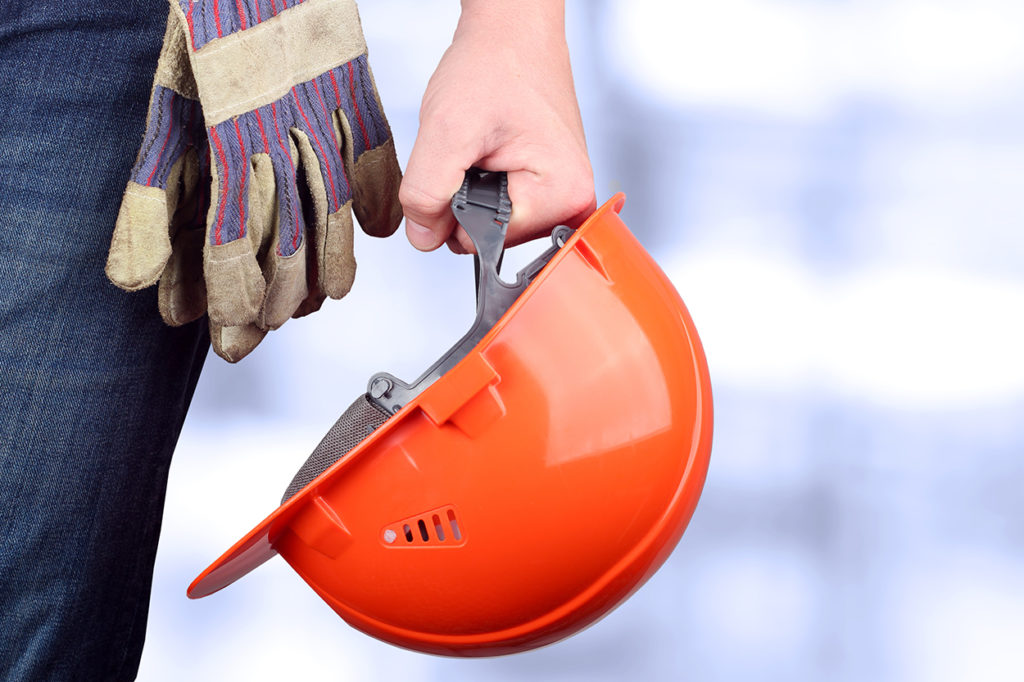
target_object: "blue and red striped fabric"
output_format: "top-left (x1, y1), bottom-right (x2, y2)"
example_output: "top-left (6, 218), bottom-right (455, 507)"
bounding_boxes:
top-left (204, 54), bottom-right (388, 255)
top-left (131, 49), bottom-right (386, 257)
top-left (131, 87), bottom-right (206, 191)
top-left (179, 0), bottom-right (308, 50)
top-left (130, 87), bottom-right (211, 232)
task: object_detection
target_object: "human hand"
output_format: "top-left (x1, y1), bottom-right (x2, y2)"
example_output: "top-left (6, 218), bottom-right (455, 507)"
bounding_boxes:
top-left (400, 0), bottom-right (596, 253)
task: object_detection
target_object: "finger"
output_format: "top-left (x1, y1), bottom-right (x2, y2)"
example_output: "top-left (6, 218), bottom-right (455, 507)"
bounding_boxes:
top-left (246, 153), bottom-right (276, 260)
top-left (107, 88), bottom-right (201, 290)
top-left (400, 118), bottom-right (480, 252)
top-left (318, 206), bottom-right (356, 299)
top-left (292, 223), bottom-right (328, 318)
top-left (107, 183), bottom-right (175, 291)
top-left (291, 78), bottom-right (364, 299)
top-left (250, 153), bottom-right (311, 330)
top-left (209, 320), bottom-right (267, 363)
top-left (336, 110), bottom-right (403, 239)
top-left (434, 166), bottom-right (597, 255)
top-left (260, 99), bottom-right (306, 261)
top-left (446, 232), bottom-right (469, 255)
top-left (329, 60), bottom-right (403, 238)
top-left (158, 148), bottom-right (207, 326)
top-left (258, 242), bottom-right (310, 329)
top-left (500, 166), bottom-right (596, 247)
top-left (204, 126), bottom-right (265, 327)
top-left (292, 126), bottom-right (344, 303)
top-left (290, 78), bottom-right (348, 226)
top-left (291, 122), bottom-right (357, 301)
top-left (292, 276), bottom-right (328, 320)
top-left (158, 225), bottom-right (206, 326)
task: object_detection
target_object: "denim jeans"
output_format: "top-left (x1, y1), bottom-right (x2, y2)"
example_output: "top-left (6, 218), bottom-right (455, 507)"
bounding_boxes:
top-left (0, 2), bottom-right (209, 679)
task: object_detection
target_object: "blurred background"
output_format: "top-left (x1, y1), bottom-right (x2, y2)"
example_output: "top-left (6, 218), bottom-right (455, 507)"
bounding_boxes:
top-left (139, 1), bottom-right (1024, 680)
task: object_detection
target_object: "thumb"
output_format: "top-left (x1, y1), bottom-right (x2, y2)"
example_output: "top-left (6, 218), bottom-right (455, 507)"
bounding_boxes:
top-left (399, 123), bottom-right (478, 252)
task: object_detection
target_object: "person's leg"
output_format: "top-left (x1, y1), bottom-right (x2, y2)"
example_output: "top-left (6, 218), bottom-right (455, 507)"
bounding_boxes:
top-left (0, 2), bottom-right (209, 679)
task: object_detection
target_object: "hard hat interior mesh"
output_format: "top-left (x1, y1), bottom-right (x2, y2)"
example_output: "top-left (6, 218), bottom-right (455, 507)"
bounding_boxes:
top-left (281, 395), bottom-right (391, 504)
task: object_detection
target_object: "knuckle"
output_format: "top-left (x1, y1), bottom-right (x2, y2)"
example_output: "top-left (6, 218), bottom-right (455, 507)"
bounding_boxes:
top-left (563, 174), bottom-right (596, 219)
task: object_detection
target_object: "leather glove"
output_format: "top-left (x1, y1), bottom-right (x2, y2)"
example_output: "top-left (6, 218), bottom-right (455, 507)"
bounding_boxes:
top-left (107, 0), bottom-right (403, 362)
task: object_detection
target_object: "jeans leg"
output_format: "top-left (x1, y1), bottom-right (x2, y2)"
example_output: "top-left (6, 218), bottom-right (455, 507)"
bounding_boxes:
top-left (0, 2), bottom-right (209, 679)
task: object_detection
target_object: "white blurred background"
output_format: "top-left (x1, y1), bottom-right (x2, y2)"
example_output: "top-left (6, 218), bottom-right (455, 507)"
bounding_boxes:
top-left (139, 1), bottom-right (1024, 680)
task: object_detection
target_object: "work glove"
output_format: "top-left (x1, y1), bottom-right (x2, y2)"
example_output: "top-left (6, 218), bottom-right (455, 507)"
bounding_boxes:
top-left (106, 0), bottom-right (403, 362)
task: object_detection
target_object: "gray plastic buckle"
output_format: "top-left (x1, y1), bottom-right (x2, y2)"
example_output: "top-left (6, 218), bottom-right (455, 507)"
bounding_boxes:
top-left (367, 168), bottom-right (573, 415)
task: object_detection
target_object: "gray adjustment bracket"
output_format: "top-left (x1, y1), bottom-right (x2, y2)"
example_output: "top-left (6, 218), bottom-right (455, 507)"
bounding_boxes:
top-left (367, 168), bottom-right (574, 415)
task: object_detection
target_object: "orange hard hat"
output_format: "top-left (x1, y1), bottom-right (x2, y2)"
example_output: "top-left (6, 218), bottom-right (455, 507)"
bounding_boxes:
top-left (188, 170), bottom-right (713, 657)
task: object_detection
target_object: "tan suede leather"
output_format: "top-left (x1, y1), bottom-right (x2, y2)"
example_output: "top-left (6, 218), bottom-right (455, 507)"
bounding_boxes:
top-left (158, 224), bottom-right (206, 326)
top-left (209, 321), bottom-right (268, 363)
top-left (350, 139), bottom-right (403, 239)
top-left (153, 13), bottom-right (197, 99)
top-left (180, 0), bottom-right (366, 125)
top-left (106, 183), bottom-right (175, 290)
top-left (107, 0), bottom-right (403, 363)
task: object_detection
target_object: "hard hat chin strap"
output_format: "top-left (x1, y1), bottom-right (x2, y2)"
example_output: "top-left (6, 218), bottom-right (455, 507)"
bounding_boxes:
top-left (366, 169), bottom-right (572, 416)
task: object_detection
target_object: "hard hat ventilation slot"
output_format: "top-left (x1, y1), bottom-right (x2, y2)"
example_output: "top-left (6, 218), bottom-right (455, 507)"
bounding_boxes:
top-left (432, 515), bottom-right (446, 541)
top-left (447, 509), bottom-right (463, 541)
top-left (385, 506), bottom-right (465, 547)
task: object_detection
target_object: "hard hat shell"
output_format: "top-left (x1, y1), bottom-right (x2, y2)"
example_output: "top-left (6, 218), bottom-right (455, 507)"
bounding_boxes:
top-left (188, 194), bottom-right (713, 656)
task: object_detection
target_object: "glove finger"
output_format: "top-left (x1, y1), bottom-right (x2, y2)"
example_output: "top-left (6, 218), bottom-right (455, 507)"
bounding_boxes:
top-left (286, 120), bottom-right (325, 320)
top-left (106, 183), bottom-right (174, 291)
top-left (319, 205), bottom-right (356, 299)
top-left (350, 135), bottom-right (402, 239)
top-left (259, 241), bottom-right (311, 329)
top-left (245, 153), bottom-right (273, 262)
top-left (289, 128), bottom-right (327, 319)
top-left (107, 89), bottom-right (203, 290)
top-left (289, 79), bottom-right (359, 300)
top-left (292, 276), bottom-right (328, 320)
top-left (329, 57), bottom-right (402, 239)
top-left (204, 120), bottom-right (265, 327)
top-left (253, 129), bottom-right (310, 329)
top-left (293, 77), bottom-right (351, 222)
top-left (158, 223), bottom-right (207, 326)
top-left (290, 126), bottom-right (357, 302)
top-left (209, 320), bottom-right (267, 364)
top-left (158, 146), bottom-right (209, 326)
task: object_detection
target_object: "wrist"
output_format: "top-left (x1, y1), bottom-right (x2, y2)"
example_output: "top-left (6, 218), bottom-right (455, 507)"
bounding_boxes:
top-left (455, 0), bottom-right (566, 44)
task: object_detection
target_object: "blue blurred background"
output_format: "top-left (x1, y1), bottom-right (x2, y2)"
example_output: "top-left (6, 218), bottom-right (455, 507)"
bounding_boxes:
top-left (139, 1), bottom-right (1024, 679)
